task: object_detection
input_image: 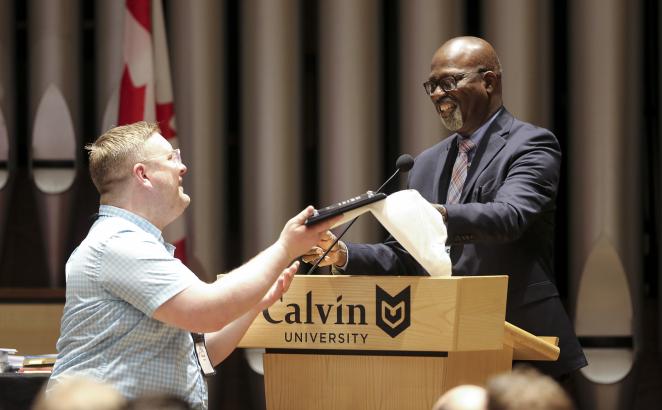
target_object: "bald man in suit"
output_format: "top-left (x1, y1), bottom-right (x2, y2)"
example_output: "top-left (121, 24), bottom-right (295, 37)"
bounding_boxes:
top-left (305, 36), bottom-right (587, 378)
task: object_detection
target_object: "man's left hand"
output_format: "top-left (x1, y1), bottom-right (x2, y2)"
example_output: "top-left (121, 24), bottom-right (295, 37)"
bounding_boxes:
top-left (258, 260), bottom-right (298, 309)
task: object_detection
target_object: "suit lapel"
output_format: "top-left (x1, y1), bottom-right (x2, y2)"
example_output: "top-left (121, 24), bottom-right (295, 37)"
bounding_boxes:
top-left (460, 109), bottom-right (513, 203)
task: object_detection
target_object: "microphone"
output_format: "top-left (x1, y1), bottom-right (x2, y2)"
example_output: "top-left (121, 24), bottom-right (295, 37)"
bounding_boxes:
top-left (378, 154), bottom-right (414, 192)
top-left (306, 154), bottom-right (415, 274)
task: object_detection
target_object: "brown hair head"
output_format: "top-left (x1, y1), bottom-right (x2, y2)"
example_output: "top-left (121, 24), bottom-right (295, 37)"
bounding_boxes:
top-left (86, 121), bottom-right (160, 195)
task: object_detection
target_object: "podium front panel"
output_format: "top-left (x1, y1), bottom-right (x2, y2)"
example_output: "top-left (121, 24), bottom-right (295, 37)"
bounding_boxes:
top-left (262, 347), bottom-right (513, 410)
top-left (238, 275), bottom-right (507, 352)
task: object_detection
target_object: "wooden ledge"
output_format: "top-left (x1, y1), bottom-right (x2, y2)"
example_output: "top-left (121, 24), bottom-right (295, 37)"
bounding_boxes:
top-left (504, 321), bottom-right (560, 361)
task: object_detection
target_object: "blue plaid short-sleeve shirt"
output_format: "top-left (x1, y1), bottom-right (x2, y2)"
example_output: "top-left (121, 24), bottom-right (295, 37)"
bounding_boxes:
top-left (48, 205), bottom-right (208, 409)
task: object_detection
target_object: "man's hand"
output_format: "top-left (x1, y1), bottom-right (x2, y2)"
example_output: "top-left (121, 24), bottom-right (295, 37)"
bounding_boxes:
top-left (257, 260), bottom-right (298, 310)
top-left (301, 230), bottom-right (348, 267)
top-left (278, 207), bottom-right (342, 260)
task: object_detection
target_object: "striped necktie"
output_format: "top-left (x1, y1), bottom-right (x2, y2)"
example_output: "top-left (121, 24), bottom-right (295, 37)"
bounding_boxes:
top-left (446, 138), bottom-right (475, 204)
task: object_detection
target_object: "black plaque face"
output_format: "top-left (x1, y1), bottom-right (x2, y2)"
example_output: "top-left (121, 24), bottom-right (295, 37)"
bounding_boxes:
top-left (375, 285), bottom-right (411, 338)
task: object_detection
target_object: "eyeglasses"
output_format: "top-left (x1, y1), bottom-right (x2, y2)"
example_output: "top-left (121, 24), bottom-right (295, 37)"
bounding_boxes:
top-left (141, 148), bottom-right (182, 166)
top-left (422, 69), bottom-right (488, 96)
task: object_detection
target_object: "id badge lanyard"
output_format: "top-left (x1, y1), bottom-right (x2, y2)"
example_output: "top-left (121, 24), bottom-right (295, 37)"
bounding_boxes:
top-left (192, 333), bottom-right (216, 377)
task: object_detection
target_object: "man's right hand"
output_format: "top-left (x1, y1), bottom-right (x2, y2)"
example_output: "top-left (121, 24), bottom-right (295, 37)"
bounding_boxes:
top-left (301, 230), bottom-right (348, 267)
top-left (278, 207), bottom-right (342, 260)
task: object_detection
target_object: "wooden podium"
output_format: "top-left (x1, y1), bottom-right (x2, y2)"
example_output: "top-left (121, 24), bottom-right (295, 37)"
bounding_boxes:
top-left (238, 275), bottom-right (559, 410)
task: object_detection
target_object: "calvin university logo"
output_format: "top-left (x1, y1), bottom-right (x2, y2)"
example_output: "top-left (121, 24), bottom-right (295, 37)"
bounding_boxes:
top-left (375, 286), bottom-right (411, 338)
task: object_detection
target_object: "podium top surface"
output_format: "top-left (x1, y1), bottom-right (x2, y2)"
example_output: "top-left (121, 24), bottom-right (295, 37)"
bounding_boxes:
top-left (238, 275), bottom-right (508, 353)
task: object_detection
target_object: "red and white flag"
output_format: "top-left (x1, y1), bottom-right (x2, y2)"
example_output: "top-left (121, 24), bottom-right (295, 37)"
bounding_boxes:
top-left (117, 0), bottom-right (188, 263)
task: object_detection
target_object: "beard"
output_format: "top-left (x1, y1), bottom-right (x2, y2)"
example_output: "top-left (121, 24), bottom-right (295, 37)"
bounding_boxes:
top-left (440, 104), bottom-right (464, 132)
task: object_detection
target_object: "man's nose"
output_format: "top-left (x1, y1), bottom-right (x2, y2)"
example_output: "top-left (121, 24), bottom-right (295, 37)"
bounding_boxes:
top-left (430, 86), bottom-right (446, 101)
top-left (432, 85), bottom-right (446, 97)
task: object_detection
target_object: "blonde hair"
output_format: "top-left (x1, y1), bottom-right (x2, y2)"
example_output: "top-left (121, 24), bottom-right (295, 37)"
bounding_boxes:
top-left (86, 121), bottom-right (160, 194)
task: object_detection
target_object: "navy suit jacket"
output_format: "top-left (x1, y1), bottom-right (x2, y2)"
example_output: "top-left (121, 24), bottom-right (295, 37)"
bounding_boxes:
top-left (345, 108), bottom-right (587, 377)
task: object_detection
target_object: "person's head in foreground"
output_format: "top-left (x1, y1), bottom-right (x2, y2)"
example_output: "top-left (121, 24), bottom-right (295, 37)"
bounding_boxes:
top-left (487, 366), bottom-right (574, 410)
top-left (33, 375), bottom-right (125, 410)
top-left (122, 393), bottom-right (193, 410)
top-left (433, 384), bottom-right (487, 410)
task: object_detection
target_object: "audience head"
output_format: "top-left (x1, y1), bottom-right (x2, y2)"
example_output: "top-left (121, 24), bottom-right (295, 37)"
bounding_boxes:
top-left (33, 375), bottom-right (125, 410)
top-left (486, 366), bottom-right (574, 410)
top-left (433, 384), bottom-right (487, 410)
top-left (122, 393), bottom-right (192, 410)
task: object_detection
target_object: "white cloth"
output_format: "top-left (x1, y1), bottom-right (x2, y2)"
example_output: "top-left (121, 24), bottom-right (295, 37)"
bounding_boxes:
top-left (331, 190), bottom-right (452, 276)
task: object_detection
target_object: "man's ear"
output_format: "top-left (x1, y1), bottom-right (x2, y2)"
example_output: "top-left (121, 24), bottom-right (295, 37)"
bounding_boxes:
top-left (133, 163), bottom-right (151, 187)
top-left (483, 71), bottom-right (498, 93)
